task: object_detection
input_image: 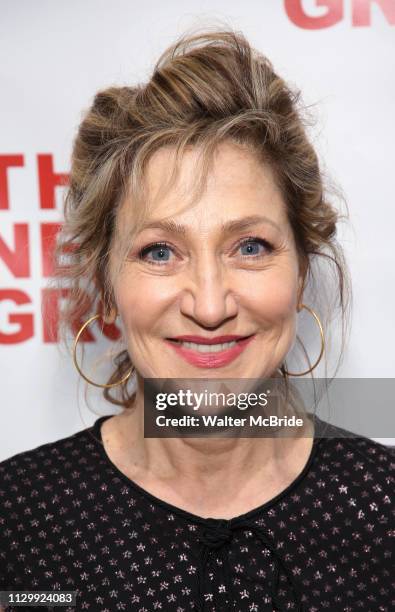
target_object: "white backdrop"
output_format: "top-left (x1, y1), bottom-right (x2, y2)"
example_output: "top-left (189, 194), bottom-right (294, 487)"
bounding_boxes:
top-left (1, 0), bottom-right (395, 460)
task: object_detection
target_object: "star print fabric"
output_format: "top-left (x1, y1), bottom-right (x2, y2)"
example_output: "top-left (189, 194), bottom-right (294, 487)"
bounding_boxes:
top-left (0, 413), bottom-right (394, 612)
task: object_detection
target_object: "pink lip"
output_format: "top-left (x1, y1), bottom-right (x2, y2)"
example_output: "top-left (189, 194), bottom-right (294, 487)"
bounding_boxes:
top-left (164, 335), bottom-right (255, 368)
top-left (170, 334), bottom-right (247, 345)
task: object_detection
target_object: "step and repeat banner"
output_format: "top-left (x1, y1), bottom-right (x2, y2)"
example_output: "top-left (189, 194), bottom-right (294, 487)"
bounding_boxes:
top-left (1, 0), bottom-right (395, 459)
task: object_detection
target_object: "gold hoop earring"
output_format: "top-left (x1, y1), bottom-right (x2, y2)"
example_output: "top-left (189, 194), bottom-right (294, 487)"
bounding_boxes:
top-left (73, 313), bottom-right (134, 388)
top-left (281, 304), bottom-right (325, 377)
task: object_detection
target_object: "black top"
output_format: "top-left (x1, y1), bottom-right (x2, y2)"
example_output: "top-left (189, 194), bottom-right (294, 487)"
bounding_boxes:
top-left (0, 414), bottom-right (394, 612)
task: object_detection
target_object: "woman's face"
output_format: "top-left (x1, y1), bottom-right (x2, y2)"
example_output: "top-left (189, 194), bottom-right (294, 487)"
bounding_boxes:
top-left (111, 141), bottom-right (303, 380)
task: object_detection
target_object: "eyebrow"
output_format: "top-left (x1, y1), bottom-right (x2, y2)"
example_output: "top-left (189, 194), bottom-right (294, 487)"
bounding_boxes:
top-left (139, 215), bottom-right (281, 236)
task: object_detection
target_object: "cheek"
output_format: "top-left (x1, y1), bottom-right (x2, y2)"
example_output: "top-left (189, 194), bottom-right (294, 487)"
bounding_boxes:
top-left (113, 275), bottom-right (174, 334)
top-left (240, 268), bottom-right (298, 321)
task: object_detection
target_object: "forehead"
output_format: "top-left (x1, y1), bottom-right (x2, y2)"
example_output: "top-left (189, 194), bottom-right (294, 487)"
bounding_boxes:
top-left (153, 142), bottom-right (282, 214)
top-left (141, 141), bottom-right (288, 226)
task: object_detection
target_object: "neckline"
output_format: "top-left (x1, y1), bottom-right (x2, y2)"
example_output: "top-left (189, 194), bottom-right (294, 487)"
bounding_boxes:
top-left (89, 412), bottom-right (324, 528)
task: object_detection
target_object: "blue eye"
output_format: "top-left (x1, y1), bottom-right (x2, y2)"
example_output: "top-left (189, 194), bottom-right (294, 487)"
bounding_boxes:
top-left (239, 237), bottom-right (272, 257)
top-left (138, 237), bottom-right (273, 265)
top-left (139, 242), bottom-right (173, 264)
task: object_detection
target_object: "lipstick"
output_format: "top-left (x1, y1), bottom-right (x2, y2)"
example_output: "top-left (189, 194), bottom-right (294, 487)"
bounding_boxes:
top-left (164, 334), bottom-right (255, 368)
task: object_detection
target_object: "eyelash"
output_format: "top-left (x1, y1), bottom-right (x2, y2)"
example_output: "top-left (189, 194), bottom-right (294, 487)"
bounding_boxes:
top-left (138, 236), bottom-right (274, 265)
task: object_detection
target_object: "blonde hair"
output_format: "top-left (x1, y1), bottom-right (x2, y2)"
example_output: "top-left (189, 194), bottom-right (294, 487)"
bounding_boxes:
top-left (54, 28), bottom-right (352, 409)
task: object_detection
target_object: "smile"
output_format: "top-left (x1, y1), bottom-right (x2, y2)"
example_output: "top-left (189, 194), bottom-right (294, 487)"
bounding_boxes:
top-left (175, 340), bottom-right (237, 353)
top-left (164, 335), bottom-right (255, 368)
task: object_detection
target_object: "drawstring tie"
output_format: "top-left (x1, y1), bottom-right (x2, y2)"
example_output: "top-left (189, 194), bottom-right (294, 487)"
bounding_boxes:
top-left (196, 517), bottom-right (303, 611)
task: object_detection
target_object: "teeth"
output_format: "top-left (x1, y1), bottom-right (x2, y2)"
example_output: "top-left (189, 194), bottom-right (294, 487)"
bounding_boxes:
top-left (179, 340), bottom-right (237, 353)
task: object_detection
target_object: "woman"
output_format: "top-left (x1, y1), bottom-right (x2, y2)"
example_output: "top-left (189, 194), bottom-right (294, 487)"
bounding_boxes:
top-left (0, 29), bottom-right (393, 612)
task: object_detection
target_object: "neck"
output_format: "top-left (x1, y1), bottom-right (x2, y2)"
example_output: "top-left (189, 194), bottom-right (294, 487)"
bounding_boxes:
top-left (105, 392), bottom-right (314, 518)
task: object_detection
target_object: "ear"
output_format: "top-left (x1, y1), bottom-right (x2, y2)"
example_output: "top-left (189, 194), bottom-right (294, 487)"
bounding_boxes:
top-left (297, 277), bottom-right (304, 310)
top-left (297, 259), bottom-right (308, 310)
top-left (102, 305), bottom-right (118, 325)
top-left (98, 288), bottom-right (118, 325)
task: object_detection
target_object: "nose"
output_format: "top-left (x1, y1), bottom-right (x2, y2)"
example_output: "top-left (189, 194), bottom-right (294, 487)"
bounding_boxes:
top-left (179, 252), bottom-right (238, 327)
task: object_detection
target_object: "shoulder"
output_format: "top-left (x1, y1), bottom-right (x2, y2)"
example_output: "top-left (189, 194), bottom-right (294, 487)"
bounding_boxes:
top-left (0, 422), bottom-right (101, 506)
top-left (314, 414), bottom-right (395, 462)
top-left (314, 415), bottom-right (395, 476)
top-left (0, 420), bottom-right (106, 591)
top-left (0, 423), bottom-right (94, 468)
top-left (311, 416), bottom-right (394, 514)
